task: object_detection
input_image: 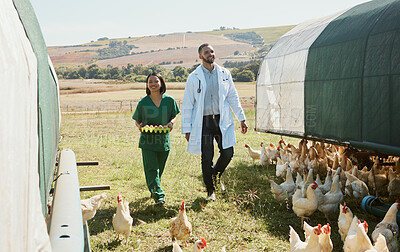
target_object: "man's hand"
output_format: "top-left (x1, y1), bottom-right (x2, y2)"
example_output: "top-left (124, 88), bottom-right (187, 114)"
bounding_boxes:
top-left (240, 120), bottom-right (248, 134)
top-left (185, 133), bottom-right (190, 142)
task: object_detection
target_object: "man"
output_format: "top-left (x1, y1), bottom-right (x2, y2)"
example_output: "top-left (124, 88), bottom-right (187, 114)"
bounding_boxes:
top-left (181, 43), bottom-right (248, 201)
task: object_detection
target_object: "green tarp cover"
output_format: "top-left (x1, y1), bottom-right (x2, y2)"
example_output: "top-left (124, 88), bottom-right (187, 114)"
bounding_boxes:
top-left (305, 0), bottom-right (400, 155)
top-left (13, 0), bottom-right (60, 215)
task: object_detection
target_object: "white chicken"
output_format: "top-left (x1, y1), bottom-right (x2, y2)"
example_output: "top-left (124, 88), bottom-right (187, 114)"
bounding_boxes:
top-left (289, 224), bottom-right (322, 251)
top-left (344, 217), bottom-right (375, 252)
top-left (244, 143), bottom-right (261, 162)
top-left (81, 193), bottom-right (107, 223)
top-left (193, 238), bottom-right (207, 252)
top-left (292, 182), bottom-right (319, 225)
top-left (170, 201), bottom-right (192, 243)
top-left (373, 233), bottom-right (390, 252)
top-left (371, 201), bottom-right (400, 252)
top-left (317, 170), bottom-right (333, 194)
top-left (345, 172), bottom-right (369, 200)
top-left (338, 202), bottom-right (353, 242)
top-left (266, 143), bottom-right (279, 163)
top-left (319, 223), bottom-right (333, 252)
top-left (269, 167), bottom-right (296, 202)
top-left (302, 222), bottom-right (332, 252)
top-left (112, 192), bottom-right (133, 244)
top-left (318, 175), bottom-right (343, 221)
top-left (276, 157), bottom-right (289, 178)
top-left (260, 142), bottom-right (270, 167)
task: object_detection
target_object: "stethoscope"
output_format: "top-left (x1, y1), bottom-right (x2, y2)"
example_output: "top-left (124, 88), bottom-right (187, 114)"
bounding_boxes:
top-left (197, 80), bottom-right (201, 93)
top-left (197, 70), bottom-right (226, 93)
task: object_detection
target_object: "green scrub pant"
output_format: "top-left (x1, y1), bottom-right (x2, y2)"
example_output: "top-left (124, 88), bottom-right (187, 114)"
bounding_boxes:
top-left (141, 149), bottom-right (169, 202)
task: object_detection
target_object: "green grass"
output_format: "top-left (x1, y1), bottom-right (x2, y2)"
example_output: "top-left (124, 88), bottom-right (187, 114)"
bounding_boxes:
top-left (60, 109), bottom-right (381, 251)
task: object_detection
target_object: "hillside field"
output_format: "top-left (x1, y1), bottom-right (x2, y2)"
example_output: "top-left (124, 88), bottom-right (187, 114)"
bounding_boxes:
top-left (49, 26), bottom-right (294, 69)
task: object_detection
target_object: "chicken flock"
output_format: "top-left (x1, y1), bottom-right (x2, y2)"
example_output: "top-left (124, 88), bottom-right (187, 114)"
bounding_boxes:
top-left (47, 137), bottom-right (400, 251)
top-left (246, 138), bottom-right (400, 251)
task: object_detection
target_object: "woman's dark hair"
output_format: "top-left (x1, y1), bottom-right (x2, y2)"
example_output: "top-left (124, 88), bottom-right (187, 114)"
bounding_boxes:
top-left (145, 72), bottom-right (166, 95)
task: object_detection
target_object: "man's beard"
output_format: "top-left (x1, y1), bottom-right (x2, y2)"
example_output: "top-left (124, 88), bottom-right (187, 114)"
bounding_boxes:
top-left (202, 55), bottom-right (214, 64)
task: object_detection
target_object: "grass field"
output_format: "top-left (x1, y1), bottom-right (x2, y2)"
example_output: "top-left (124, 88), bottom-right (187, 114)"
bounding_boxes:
top-left (59, 80), bottom-right (256, 112)
top-left (59, 104), bottom-right (382, 251)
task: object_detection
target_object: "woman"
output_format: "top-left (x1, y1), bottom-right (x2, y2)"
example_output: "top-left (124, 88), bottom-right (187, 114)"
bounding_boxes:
top-left (132, 72), bottom-right (180, 206)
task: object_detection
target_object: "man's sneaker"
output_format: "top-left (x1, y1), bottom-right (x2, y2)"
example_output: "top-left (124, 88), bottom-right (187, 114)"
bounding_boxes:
top-left (206, 192), bottom-right (216, 201)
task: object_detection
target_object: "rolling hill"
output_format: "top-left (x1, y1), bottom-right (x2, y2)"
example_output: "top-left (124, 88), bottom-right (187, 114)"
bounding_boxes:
top-left (48, 25), bottom-right (295, 69)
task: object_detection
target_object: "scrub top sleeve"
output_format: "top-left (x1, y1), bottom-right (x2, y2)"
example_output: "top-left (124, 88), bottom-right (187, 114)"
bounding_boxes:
top-left (132, 101), bottom-right (142, 122)
top-left (171, 98), bottom-right (180, 118)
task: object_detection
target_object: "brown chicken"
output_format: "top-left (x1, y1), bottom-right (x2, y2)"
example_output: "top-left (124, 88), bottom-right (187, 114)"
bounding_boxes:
top-left (170, 201), bottom-right (192, 244)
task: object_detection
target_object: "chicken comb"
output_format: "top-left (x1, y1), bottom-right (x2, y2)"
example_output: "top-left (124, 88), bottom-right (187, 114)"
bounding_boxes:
top-left (244, 144), bottom-right (249, 147)
top-left (313, 181), bottom-right (318, 186)
top-left (200, 238), bottom-right (207, 247)
top-left (327, 223), bottom-right (330, 233)
top-left (364, 221), bottom-right (368, 228)
top-left (396, 200), bottom-right (400, 204)
top-left (270, 143), bottom-right (274, 147)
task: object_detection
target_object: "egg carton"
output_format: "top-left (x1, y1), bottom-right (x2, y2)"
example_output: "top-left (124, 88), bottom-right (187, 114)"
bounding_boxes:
top-left (141, 125), bottom-right (171, 133)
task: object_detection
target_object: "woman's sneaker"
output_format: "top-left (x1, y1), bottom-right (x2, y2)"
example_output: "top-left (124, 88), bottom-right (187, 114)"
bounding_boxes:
top-left (155, 200), bottom-right (165, 206)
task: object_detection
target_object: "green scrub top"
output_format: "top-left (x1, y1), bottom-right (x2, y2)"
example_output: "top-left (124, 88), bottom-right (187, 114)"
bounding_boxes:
top-left (132, 94), bottom-right (180, 151)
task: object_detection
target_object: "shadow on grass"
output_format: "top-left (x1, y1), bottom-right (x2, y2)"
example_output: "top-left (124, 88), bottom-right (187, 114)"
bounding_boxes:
top-left (87, 207), bottom-right (114, 236)
top-left (222, 161), bottom-right (309, 239)
top-left (133, 197), bottom-right (177, 223)
top-left (96, 238), bottom-right (121, 251)
top-left (190, 197), bottom-right (209, 212)
top-left (154, 245), bottom-right (173, 252)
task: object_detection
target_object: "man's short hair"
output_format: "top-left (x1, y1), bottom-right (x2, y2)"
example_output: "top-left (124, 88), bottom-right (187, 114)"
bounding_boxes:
top-left (198, 43), bottom-right (210, 54)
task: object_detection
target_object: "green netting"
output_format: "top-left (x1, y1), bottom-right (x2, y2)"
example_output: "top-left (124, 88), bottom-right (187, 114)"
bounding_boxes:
top-left (305, 0), bottom-right (400, 155)
top-left (13, 0), bottom-right (60, 215)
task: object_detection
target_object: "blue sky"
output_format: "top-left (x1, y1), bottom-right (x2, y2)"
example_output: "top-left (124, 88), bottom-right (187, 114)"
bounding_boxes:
top-left (31, 0), bottom-right (371, 46)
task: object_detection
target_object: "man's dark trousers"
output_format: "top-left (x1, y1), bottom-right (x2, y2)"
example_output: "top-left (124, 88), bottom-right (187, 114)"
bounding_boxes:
top-left (201, 115), bottom-right (233, 195)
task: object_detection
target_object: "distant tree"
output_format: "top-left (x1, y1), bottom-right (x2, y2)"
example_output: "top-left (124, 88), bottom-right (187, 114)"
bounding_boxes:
top-left (173, 66), bottom-right (188, 79)
top-left (97, 37), bottom-right (109, 41)
top-left (67, 70), bottom-right (79, 79)
top-left (109, 67), bottom-right (121, 79)
top-left (147, 64), bottom-right (164, 74)
top-left (87, 64), bottom-right (101, 79)
top-left (134, 75), bottom-right (147, 82)
top-left (78, 67), bottom-right (87, 78)
top-left (188, 64), bottom-right (200, 74)
top-left (235, 70), bottom-right (255, 82)
top-left (234, 50), bottom-right (240, 55)
top-left (244, 62), bottom-right (261, 80)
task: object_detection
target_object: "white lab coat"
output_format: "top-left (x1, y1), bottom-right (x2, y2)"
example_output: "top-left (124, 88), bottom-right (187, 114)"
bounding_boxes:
top-left (181, 64), bottom-right (246, 154)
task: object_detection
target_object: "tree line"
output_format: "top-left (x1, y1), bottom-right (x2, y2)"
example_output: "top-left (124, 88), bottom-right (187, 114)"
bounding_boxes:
top-left (55, 61), bottom-right (261, 82)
